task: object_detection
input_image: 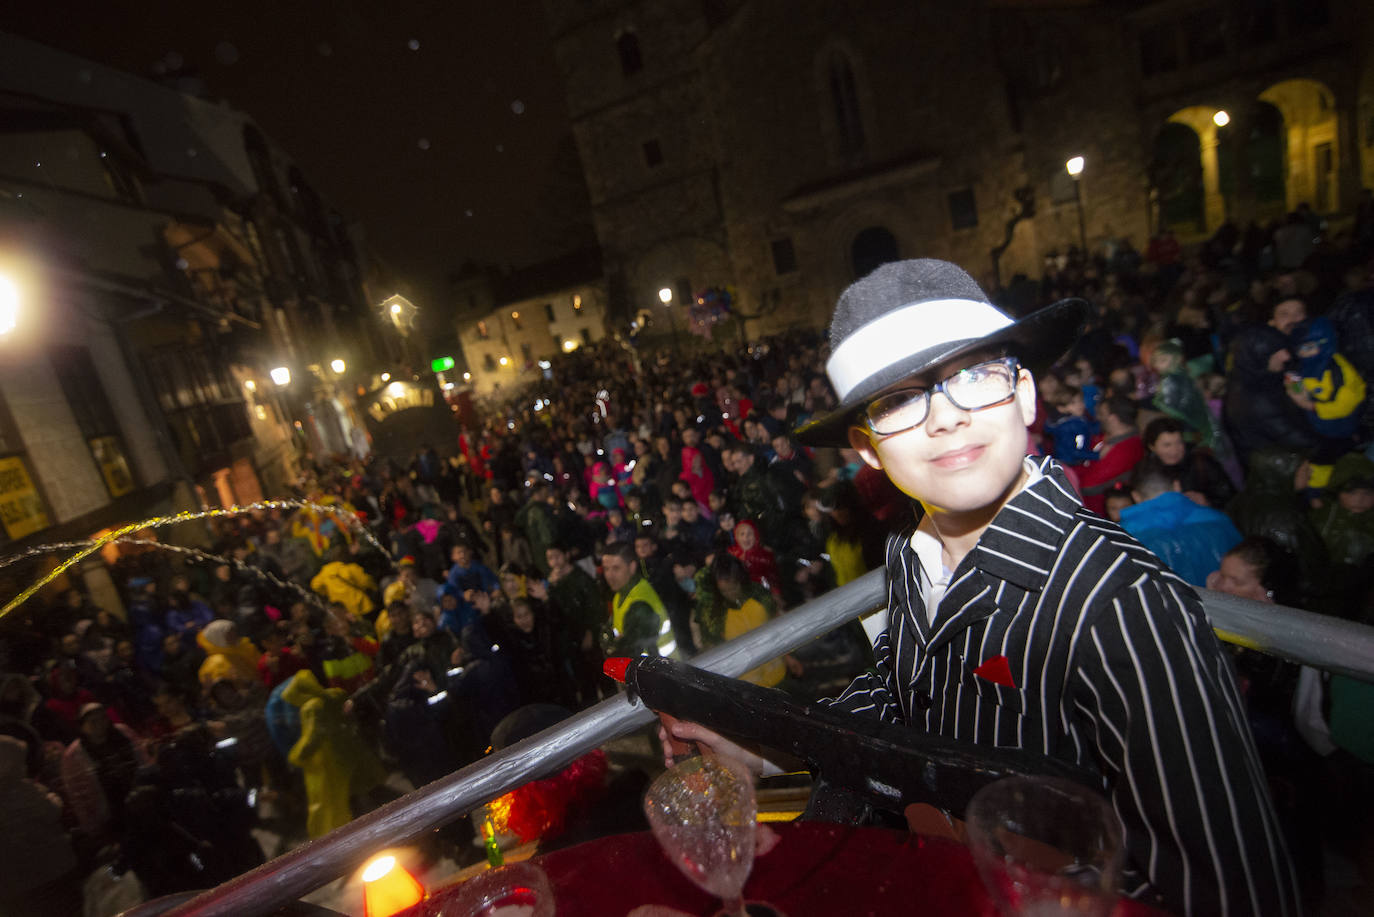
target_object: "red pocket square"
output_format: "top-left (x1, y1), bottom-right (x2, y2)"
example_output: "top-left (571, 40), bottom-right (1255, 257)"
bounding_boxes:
top-left (973, 655), bottom-right (1016, 688)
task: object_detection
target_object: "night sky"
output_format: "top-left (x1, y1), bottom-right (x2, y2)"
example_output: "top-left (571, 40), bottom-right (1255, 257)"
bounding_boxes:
top-left (7, 1), bottom-right (591, 319)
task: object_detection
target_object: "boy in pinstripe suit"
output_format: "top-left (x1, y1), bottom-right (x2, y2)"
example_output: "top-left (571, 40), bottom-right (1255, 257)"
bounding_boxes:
top-left (669, 260), bottom-right (1299, 916)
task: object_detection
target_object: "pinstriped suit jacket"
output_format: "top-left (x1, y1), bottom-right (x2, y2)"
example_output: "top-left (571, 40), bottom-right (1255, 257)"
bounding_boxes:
top-left (828, 456), bottom-right (1299, 917)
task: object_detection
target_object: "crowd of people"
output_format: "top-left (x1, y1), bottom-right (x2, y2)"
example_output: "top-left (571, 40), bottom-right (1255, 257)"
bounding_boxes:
top-left (0, 202), bottom-right (1372, 914)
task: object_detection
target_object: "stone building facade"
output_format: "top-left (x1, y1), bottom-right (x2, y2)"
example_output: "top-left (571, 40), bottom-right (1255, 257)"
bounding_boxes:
top-left (453, 251), bottom-right (611, 396)
top-left (0, 32), bottom-right (382, 611)
top-left (545, 0), bottom-right (1374, 337)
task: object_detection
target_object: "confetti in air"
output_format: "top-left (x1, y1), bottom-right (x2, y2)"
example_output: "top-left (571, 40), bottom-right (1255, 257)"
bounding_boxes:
top-left (0, 499), bottom-right (390, 621)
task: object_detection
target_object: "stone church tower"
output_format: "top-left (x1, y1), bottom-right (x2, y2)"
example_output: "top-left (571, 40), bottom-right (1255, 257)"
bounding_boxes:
top-left (546, 0), bottom-right (1371, 338)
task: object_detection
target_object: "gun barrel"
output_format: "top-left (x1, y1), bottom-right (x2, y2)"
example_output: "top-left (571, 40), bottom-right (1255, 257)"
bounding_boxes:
top-left (609, 655), bottom-right (1097, 815)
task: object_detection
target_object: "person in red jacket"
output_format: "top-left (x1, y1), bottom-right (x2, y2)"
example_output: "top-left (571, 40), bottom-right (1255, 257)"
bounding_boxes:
top-left (1077, 394), bottom-right (1145, 515)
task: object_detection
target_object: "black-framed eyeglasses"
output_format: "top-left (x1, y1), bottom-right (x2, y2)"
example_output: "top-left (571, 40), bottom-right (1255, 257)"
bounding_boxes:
top-left (864, 357), bottom-right (1021, 436)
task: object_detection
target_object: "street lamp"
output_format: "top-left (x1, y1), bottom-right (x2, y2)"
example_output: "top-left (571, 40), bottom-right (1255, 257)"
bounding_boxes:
top-left (1065, 155), bottom-right (1087, 254)
top-left (270, 366), bottom-right (291, 386)
top-left (330, 359), bottom-right (346, 374)
top-left (1213, 110), bottom-right (1230, 127)
top-left (0, 273), bottom-right (19, 335)
top-left (658, 287), bottom-right (681, 347)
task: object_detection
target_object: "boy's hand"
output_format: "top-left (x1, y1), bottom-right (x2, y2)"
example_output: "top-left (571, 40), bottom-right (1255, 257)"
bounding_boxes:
top-left (657, 717), bottom-right (767, 777)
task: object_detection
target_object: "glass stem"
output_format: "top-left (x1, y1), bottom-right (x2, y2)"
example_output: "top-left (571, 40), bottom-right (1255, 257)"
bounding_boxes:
top-left (723, 895), bottom-right (749, 917)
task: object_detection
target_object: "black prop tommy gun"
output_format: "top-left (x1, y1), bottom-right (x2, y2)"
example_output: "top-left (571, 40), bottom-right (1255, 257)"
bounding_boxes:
top-left (604, 655), bottom-right (1097, 825)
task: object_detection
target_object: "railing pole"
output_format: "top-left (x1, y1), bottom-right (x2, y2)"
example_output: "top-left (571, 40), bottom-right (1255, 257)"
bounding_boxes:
top-left (155, 570), bottom-right (1374, 916)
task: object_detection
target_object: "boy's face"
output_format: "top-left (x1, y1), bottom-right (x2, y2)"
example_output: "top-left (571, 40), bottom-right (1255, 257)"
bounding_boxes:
top-left (1339, 487), bottom-right (1374, 515)
top-left (1104, 493), bottom-right (1133, 523)
top-left (1064, 394), bottom-right (1086, 417)
top-left (1150, 431), bottom-right (1186, 466)
top-left (848, 354), bottom-right (1036, 516)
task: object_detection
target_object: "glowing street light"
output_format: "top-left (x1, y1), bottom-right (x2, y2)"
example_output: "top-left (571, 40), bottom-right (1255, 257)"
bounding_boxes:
top-left (0, 274), bottom-right (19, 335)
top-left (380, 372), bottom-right (391, 382)
top-left (1213, 110), bottom-right (1230, 127)
top-left (270, 366), bottom-right (291, 386)
top-left (1065, 155), bottom-right (1088, 254)
top-left (498, 356), bottom-right (509, 367)
top-left (389, 302), bottom-right (402, 316)
top-left (658, 287), bottom-right (672, 304)
top-left (330, 359), bottom-right (346, 374)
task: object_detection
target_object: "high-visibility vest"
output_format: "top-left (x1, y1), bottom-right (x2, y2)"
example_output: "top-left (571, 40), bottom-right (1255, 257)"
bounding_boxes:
top-left (611, 577), bottom-right (677, 657)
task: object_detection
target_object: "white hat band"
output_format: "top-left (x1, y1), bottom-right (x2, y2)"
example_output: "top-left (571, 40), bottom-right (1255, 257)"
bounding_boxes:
top-left (825, 298), bottom-right (1014, 399)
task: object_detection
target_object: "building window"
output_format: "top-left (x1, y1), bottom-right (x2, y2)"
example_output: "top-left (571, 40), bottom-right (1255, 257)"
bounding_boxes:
top-left (642, 139), bottom-right (663, 168)
top-left (48, 345), bottom-right (136, 497)
top-left (851, 226), bottom-right (899, 280)
top-left (483, 353), bottom-right (497, 372)
top-left (617, 31), bottom-right (644, 76)
top-left (0, 394), bottom-right (49, 542)
top-left (1184, 12), bottom-right (1226, 64)
top-left (544, 303), bottom-right (556, 323)
top-left (948, 188), bottom-right (978, 230)
top-left (828, 51), bottom-right (866, 157)
top-left (477, 320), bottom-right (490, 339)
top-left (580, 327), bottom-right (593, 345)
top-left (675, 277), bottom-right (693, 307)
top-left (1287, 0), bottom-right (1329, 32)
top-left (1139, 23), bottom-right (1179, 76)
top-left (770, 238), bottom-right (797, 275)
top-left (520, 343), bottom-right (533, 363)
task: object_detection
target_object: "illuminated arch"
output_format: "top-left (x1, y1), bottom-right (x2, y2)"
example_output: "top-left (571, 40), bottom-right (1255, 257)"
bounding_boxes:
top-left (1259, 78), bottom-right (1339, 213)
top-left (1153, 120), bottom-right (1205, 233)
top-left (1161, 106), bottom-right (1225, 234)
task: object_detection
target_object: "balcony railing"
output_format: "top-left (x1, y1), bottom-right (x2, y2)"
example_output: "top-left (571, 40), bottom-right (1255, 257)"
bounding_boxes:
top-left (145, 569), bottom-right (1374, 917)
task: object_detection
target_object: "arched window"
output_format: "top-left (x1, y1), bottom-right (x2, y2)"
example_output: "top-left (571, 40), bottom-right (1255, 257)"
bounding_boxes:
top-left (851, 226), bottom-right (899, 280)
top-left (1152, 122), bottom-right (1204, 231)
top-left (617, 31), bottom-right (643, 76)
top-left (243, 126), bottom-right (285, 206)
top-left (829, 51), bottom-right (866, 157)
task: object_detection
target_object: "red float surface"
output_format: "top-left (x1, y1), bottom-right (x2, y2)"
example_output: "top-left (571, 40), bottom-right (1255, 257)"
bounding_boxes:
top-left (402, 822), bottom-right (1168, 917)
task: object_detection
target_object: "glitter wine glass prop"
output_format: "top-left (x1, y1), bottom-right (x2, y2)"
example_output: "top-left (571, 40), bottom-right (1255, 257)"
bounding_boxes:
top-left (643, 755), bottom-right (783, 917)
top-left (965, 776), bottom-right (1124, 917)
top-left (438, 861), bottom-right (554, 917)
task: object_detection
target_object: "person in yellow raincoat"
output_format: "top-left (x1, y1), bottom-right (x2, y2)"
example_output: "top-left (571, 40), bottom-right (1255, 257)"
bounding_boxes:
top-left (710, 554), bottom-right (799, 688)
top-left (196, 620), bottom-right (261, 691)
top-left (310, 546), bottom-right (378, 619)
top-left (280, 670), bottom-right (386, 838)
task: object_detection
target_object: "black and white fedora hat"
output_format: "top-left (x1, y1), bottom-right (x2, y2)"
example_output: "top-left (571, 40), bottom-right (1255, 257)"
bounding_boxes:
top-left (795, 259), bottom-right (1087, 447)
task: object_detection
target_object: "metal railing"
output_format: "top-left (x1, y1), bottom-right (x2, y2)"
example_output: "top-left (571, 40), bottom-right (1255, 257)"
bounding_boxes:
top-left (158, 569), bottom-right (1374, 916)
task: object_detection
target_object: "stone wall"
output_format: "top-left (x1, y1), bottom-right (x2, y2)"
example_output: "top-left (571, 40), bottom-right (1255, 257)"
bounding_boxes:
top-left (547, 0), bottom-right (1372, 342)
